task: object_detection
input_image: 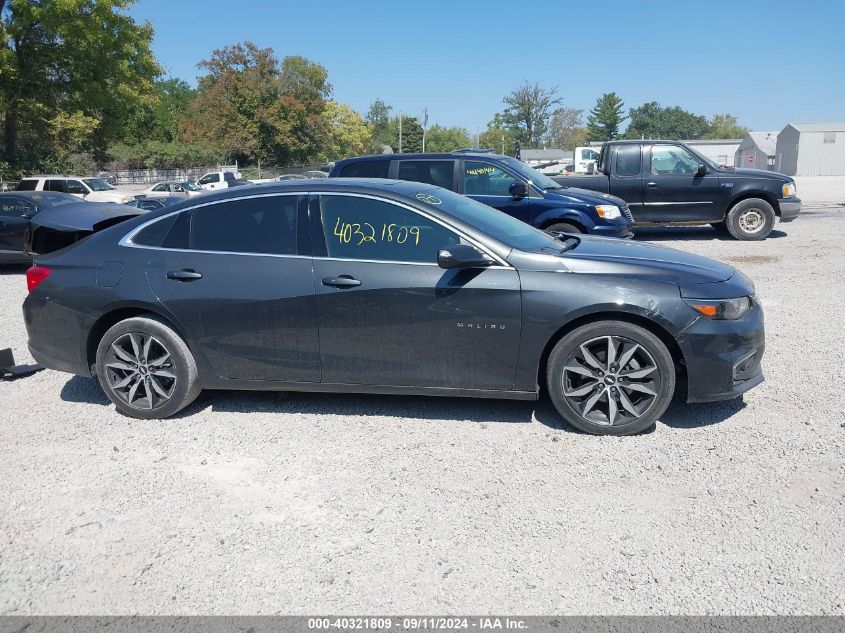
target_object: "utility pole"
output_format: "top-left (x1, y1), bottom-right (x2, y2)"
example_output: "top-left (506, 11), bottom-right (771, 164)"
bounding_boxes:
top-left (398, 112), bottom-right (403, 153)
top-left (422, 108), bottom-right (429, 152)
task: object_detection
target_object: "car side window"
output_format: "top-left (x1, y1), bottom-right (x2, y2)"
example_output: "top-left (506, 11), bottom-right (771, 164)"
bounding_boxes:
top-left (615, 146), bottom-right (641, 177)
top-left (189, 195), bottom-right (299, 255)
top-left (0, 198), bottom-right (34, 217)
top-left (152, 183), bottom-right (168, 192)
top-left (396, 160), bottom-right (455, 190)
top-left (198, 174), bottom-right (219, 185)
top-left (339, 160), bottom-right (389, 178)
top-left (66, 180), bottom-right (87, 194)
top-left (463, 161), bottom-right (518, 196)
top-left (16, 179), bottom-right (38, 191)
top-left (650, 145), bottom-right (699, 175)
top-left (46, 180), bottom-right (67, 193)
top-left (320, 195), bottom-right (460, 264)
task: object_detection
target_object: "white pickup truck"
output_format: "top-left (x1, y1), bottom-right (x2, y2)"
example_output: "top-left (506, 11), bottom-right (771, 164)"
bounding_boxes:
top-left (196, 171), bottom-right (249, 191)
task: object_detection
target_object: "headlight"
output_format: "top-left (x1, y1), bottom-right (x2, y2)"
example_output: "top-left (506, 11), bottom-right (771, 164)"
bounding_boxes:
top-left (595, 204), bottom-right (621, 219)
top-left (684, 296), bottom-right (753, 320)
top-left (782, 182), bottom-right (796, 198)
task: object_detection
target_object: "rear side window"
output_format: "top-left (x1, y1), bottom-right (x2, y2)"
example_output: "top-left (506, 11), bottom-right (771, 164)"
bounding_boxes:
top-left (16, 179), bottom-right (38, 191)
top-left (339, 160), bottom-right (389, 178)
top-left (0, 197), bottom-right (35, 217)
top-left (132, 214), bottom-right (179, 247)
top-left (615, 146), bottom-right (641, 177)
top-left (46, 180), bottom-right (67, 193)
top-left (189, 195), bottom-right (300, 255)
top-left (397, 160), bottom-right (454, 189)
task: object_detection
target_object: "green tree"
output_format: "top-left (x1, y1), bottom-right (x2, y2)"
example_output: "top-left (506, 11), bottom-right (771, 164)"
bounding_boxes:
top-left (395, 115), bottom-right (423, 153)
top-left (500, 82), bottom-right (561, 146)
top-left (0, 0), bottom-right (161, 169)
top-left (545, 107), bottom-right (586, 150)
top-left (479, 113), bottom-right (519, 155)
top-left (624, 102), bottom-right (709, 140)
top-left (366, 98), bottom-right (393, 152)
top-left (704, 113), bottom-right (749, 139)
top-left (424, 124), bottom-right (471, 152)
top-left (586, 92), bottom-right (626, 142)
top-left (319, 101), bottom-right (372, 161)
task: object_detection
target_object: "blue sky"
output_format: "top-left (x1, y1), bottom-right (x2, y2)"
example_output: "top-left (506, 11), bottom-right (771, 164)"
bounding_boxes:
top-left (129, 0), bottom-right (845, 135)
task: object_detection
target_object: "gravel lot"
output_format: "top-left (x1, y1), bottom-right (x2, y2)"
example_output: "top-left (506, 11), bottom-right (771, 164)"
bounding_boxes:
top-left (1, 192), bottom-right (844, 615)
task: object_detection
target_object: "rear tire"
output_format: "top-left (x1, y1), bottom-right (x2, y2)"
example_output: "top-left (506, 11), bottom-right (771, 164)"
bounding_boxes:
top-left (725, 199), bottom-right (775, 241)
top-left (546, 320), bottom-right (675, 436)
top-left (95, 315), bottom-right (201, 419)
top-left (545, 222), bottom-right (582, 235)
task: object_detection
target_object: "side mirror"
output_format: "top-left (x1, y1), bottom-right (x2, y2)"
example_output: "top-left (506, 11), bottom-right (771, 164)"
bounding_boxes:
top-left (509, 182), bottom-right (528, 199)
top-left (696, 163), bottom-right (707, 176)
top-left (437, 244), bottom-right (495, 269)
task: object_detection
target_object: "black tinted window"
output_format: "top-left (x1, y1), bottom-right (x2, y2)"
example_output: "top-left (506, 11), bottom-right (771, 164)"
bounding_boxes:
top-left (320, 195), bottom-right (459, 263)
top-left (339, 160), bottom-right (389, 178)
top-left (615, 146), bottom-right (641, 177)
top-left (133, 214), bottom-right (179, 247)
top-left (46, 180), bottom-right (67, 193)
top-left (16, 179), bottom-right (37, 191)
top-left (397, 160), bottom-right (454, 189)
top-left (0, 197), bottom-right (34, 217)
top-left (190, 195), bottom-right (299, 255)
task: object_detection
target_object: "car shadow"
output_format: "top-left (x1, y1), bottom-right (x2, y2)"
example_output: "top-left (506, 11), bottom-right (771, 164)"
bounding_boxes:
top-left (633, 227), bottom-right (787, 242)
top-left (60, 376), bottom-right (745, 433)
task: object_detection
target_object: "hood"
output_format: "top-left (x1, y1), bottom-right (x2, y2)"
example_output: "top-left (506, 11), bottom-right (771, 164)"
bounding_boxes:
top-left (26, 202), bottom-right (142, 255)
top-left (718, 166), bottom-right (792, 182)
top-left (554, 235), bottom-right (735, 285)
top-left (545, 186), bottom-right (627, 207)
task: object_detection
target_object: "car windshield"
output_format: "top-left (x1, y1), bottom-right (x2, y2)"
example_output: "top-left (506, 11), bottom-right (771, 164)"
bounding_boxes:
top-left (413, 187), bottom-right (572, 254)
top-left (180, 181), bottom-right (202, 191)
top-left (497, 156), bottom-right (563, 190)
top-left (33, 193), bottom-right (80, 208)
top-left (83, 178), bottom-right (115, 191)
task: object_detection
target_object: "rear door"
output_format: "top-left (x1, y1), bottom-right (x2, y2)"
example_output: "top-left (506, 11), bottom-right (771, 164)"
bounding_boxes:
top-left (0, 196), bottom-right (35, 258)
top-left (311, 192), bottom-right (522, 390)
top-left (145, 192), bottom-right (321, 382)
top-left (459, 159), bottom-right (531, 224)
top-left (641, 144), bottom-right (724, 222)
top-left (607, 145), bottom-right (644, 219)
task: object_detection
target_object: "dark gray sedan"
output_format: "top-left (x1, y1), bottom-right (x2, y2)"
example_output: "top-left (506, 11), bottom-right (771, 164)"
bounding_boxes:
top-left (0, 191), bottom-right (81, 263)
top-left (22, 179), bottom-right (765, 435)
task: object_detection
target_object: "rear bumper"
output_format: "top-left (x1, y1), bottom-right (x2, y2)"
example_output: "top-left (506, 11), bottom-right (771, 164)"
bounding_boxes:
top-left (778, 197), bottom-right (801, 222)
top-left (23, 294), bottom-right (94, 376)
top-left (678, 302), bottom-right (765, 403)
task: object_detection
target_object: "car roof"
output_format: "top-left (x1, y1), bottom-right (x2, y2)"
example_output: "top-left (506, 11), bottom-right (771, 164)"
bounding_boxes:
top-left (334, 152), bottom-right (511, 164)
top-left (20, 175), bottom-right (90, 179)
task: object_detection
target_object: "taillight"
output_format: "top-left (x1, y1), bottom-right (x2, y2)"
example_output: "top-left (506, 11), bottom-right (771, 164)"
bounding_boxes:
top-left (26, 266), bottom-right (51, 292)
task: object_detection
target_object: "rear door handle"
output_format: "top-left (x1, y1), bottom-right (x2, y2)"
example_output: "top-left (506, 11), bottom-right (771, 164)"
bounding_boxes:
top-left (322, 275), bottom-right (361, 288)
top-left (166, 269), bottom-right (203, 281)
top-left (646, 182), bottom-right (659, 188)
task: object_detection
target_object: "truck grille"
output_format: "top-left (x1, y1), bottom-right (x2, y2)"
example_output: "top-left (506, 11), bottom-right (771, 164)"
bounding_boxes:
top-left (622, 205), bottom-right (634, 222)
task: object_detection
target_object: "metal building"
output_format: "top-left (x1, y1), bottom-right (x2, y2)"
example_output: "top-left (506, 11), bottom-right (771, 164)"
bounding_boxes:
top-left (775, 123), bottom-right (845, 176)
top-left (735, 131), bottom-right (778, 170)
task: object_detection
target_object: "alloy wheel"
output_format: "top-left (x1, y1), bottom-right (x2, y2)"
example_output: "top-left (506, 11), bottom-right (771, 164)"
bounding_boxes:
top-left (561, 335), bottom-right (660, 426)
top-left (104, 332), bottom-right (177, 410)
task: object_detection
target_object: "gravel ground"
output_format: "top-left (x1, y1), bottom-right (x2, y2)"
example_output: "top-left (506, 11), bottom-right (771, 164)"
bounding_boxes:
top-left (1, 204), bottom-right (844, 615)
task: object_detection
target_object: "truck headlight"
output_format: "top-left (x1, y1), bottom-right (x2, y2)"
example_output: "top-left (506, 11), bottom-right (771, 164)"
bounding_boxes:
top-left (782, 182), bottom-right (796, 198)
top-left (595, 204), bottom-right (621, 219)
top-left (684, 296), bottom-right (753, 320)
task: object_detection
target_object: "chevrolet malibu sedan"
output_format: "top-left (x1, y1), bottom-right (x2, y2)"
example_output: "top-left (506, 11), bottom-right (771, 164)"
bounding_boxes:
top-left (22, 179), bottom-right (765, 435)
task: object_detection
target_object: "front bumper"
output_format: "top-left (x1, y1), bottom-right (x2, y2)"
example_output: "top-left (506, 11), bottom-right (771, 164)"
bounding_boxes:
top-left (590, 222), bottom-right (635, 239)
top-left (677, 301), bottom-right (765, 403)
top-left (778, 197), bottom-right (801, 222)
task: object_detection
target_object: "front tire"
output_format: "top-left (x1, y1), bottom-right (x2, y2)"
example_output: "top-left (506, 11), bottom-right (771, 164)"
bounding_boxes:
top-left (546, 321), bottom-right (675, 436)
top-left (545, 222), bottom-right (582, 235)
top-left (725, 199), bottom-right (775, 240)
top-left (95, 315), bottom-right (201, 419)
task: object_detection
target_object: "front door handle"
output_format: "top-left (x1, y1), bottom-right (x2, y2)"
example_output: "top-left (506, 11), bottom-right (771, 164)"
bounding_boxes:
top-left (322, 275), bottom-right (361, 288)
top-left (166, 269), bottom-right (203, 281)
top-left (646, 181), bottom-right (659, 188)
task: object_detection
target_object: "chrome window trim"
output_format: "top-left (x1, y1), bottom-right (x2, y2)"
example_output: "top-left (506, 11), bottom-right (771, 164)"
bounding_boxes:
top-left (119, 190), bottom-right (512, 268)
top-left (313, 191), bottom-right (511, 268)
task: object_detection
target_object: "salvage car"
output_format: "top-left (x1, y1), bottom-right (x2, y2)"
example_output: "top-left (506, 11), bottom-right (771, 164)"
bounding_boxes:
top-left (138, 181), bottom-right (204, 199)
top-left (0, 191), bottom-right (83, 263)
top-left (331, 152), bottom-right (635, 238)
top-left (553, 140), bottom-right (801, 240)
top-left (22, 179), bottom-right (765, 435)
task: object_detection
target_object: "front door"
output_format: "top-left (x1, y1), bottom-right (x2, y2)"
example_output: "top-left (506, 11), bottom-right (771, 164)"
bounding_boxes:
top-left (311, 193), bottom-right (522, 390)
top-left (0, 197), bottom-right (34, 258)
top-left (641, 144), bottom-right (723, 222)
top-left (460, 159), bottom-right (531, 224)
top-left (145, 193), bottom-right (321, 382)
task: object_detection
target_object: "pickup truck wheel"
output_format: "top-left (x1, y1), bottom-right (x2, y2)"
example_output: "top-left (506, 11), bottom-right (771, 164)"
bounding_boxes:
top-left (546, 320), bottom-right (675, 436)
top-left (725, 199), bottom-right (775, 241)
top-left (545, 222), bottom-right (582, 235)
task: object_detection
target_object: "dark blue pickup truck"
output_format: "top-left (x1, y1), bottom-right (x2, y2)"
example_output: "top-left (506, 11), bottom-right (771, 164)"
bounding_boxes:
top-left (330, 152), bottom-right (634, 238)
top-left (553, 140), bottom-right (801, 240)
